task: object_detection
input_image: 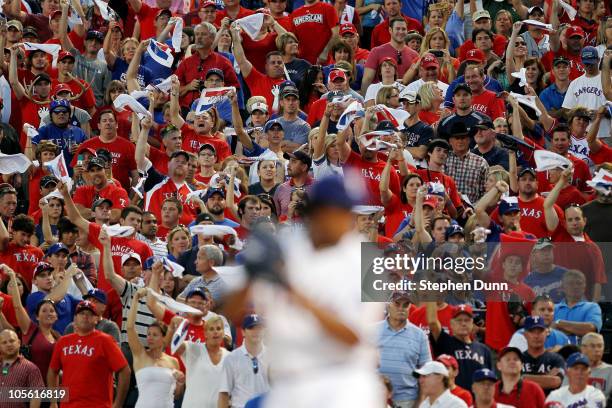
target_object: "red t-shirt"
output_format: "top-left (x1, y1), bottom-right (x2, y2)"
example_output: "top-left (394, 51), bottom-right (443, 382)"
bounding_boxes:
top-left (418, 110), bottom-right (440, 126)
top-left (175, 53), bottom-right (240, 108)
top-left (242, 32), bottom-right (278, 73)
top-left (486, 283), bottom-right (535, 352)
top-left (415, 169), bottom-right (463, 208)
top-left (451, 386), bottom-right (473, 407)
top-left (541, 48), bottom-right (585, 81)
top-left (551, 232), bottom-right (607, 289)
top-left (495, 379), bottom-right (546, 408)
top-left (214, 7), bottom-right (255, 26)
top-left (136, 4), bottom-right (168, 40)
top-left (370, 16), bottom-right (424, 48)
top-left (275, 15), bottom-right (293, 31)
top-left (384, 193), bottom-right (413, 237)
top-left (365, 43), bottom-right (419, 78)
top-left (144, 176), bottom-right (198, 226)
top-left (343, 151), bottom-right (400, 206)
top-left (491, 196), bottom-right (564, 239)
top-left (73, 183), bottom-right (130, 210)
top-left (162, 309), bottom-right (205, 343)
top-left (244, 68), bottom-right (285, 111)
top-left (18, 98), bottom-right (51, 149)
top-left (290, 2), bottom-right (339, 64)
top-left (457, 34), bottom-right (508, 61)
top-left (50, 78), bottom-right (96, 112)
top-left (590, 143), bottom-right (612, 165)
top-left (471, 90), bottom-right (506, 120)
top-left (92, 106), bottom-right (131, 139)
top-left (180, 124), bottom-right (232, 160)
top-left (49, 330), bottom-right (128, 408)
top-left (194, 173), bottom-right (213, 185)
top-left (0, 243), bottom-right (45, 287)
top-left (408, 304), bottom-right (456, 337)
top-left (0, 293), bottom-right (17, 329)
top-left (306, 97), bottom-right (327, 126)
top-left (78, 136), bottom-right (137, 191)
top-left (149, 146), bottom-right (170, 175)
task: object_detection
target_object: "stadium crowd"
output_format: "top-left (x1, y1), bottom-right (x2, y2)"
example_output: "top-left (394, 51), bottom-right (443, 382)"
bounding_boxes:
top-left (0, 0), bottom-right (611, 406)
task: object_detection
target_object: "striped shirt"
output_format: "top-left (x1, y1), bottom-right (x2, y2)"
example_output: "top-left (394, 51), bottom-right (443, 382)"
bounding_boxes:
top-left (377, 319), bottom-right (432, 401)
top-left (0, 355), bottom-right (45, 408)
top-left (445, 151), bottom-right (489, 205)
top-left (119, 281), bottom-right (156, 345)
top-left (136, 233), bottom-right (169, 257)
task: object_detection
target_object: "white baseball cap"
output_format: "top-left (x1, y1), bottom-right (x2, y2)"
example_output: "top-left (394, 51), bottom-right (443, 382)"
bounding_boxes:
top-left (413, 361), bottom-right (449, 377)
top-left (121, 252), bottom-right (142, 265)
top-left (249, 102), bottom-right (269, 114)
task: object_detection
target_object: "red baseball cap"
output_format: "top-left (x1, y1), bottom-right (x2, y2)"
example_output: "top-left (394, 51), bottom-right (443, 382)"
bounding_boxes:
top-left (53, 83), bottom-right (73, 96)
top-left (453, 304), bottom-right (474, 318)
top-left (421, 53), bottom-right (440, 69)
top-left (58, 50), bottom-right (75, 62)
top-left (380, 56), bottom-right (397, 67)
top-left (422, 195), bottom-right (438, 209)
top-left (329, 69), bottom-right (347, 83)
top-left (437, 354), bottom-right (459, 370)
top-left (465, 48), bottom-right (485, 63)
top-left (565, 25), bottom-right (585, 39)
top-left (200, 0), bottom-right (217, 9)
top-left (339, 23), bottom-right (358, 36)
top-left (75, 300), bottom-right (97, 315)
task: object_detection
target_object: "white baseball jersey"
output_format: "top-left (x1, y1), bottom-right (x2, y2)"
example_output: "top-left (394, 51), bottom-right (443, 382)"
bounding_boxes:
top-left (546, 384), bottom-right (605, 408)
top-left (562, 73), bottom-right (611, 139)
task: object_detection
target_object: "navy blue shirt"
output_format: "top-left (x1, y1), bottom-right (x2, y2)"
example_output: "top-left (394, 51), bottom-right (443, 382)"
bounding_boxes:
top-left (471, 145), bottom-right (510, 170)
top-left (522, 350), bottom-right (565, 382)
top-left (110, 57), bottom-right (153, 88)
top-left (32, 124), bottom-right (87, 175)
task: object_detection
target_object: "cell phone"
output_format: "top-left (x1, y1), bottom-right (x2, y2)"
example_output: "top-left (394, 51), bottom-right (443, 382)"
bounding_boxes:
top-left (77, 154), bottom-right (84, 166)
top-left (430, 50), bottom-right (444, 58)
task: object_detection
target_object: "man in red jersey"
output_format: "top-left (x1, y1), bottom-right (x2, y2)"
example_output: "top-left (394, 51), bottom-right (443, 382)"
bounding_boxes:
top-left (266, 0), bottom-right (292, 30)
top-left (369, 0), bottom-right (423, 48)
top-left (231, 27), bottom-right (286, 110)
top-left (73, 157), bottom-right (129, 223)
top-left (175, 23), bottom-right (239, 110)
top-left (215, 0), bottom-right (254, 25)
top-left (464, 65), bottom-right (506, 121)
top-left (495, 346), bottom-right (546, 408)
top-left (127, 0), bottom-right (173, 41)
top-left (48, 301), bottom-right (130, 408)
top-left (78, 110), bottom-right (139, 191)
top-left (0, 215), bottom-right (44, 286)
top-left (541, 26), bottom-right (586, 80)
top-left (289, 0), bottom-right (339, 64)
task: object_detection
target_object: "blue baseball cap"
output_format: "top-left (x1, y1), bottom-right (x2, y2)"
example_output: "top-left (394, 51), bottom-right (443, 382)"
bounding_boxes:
top-left (581, 46), bottom-right (599, 65)
top-left (84, 288), bottom-right (107, 305)
top-left (46, 242), bottom-right (69, 256)
top-left (186, 288), bottom-right (209, 300)
top-left (472, 368), bottom-right (497, 383)
top-left (50, 99), bottom-right (70, 113)
top-left (445, 225), bottom-right (465, 240)
top-left (499, 197), bottom-right (520, 215)
top-left (264, 119), bottom-right (284, 133)
top-left (204, 188), bottom-right (225, 201)
top-left (567, 352), bottom-right (589, 368)
top-left (309, 175), bottom-right (356, 210)
top-left (523, 316), bottom-right (547, 331)
top-left (242, 314), bottom-right (263, 329)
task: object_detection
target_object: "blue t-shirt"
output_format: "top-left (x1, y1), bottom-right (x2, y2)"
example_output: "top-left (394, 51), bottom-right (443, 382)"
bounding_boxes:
top-left (110, 57), bottom-right (153, 88)
top-left (26, 291), bottom-right (79, 334)
top-left (32, 124), bottom-right (87, 175)
top-left (34, 224), bottom-right (57, 246)
top-left (523, 266), bottom-right (568, 302)
top-left (141, 53), bottom-right (173, 82)
top-left (539, 83), bottom-right (566, 113)
top-left (555, 300), bottom-right (603, 344)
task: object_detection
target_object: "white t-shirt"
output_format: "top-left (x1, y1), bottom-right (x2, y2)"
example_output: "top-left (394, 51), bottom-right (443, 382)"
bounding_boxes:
top-left (312, 154), bottom-right (343, 179)
top-left (570, 134), bottom-right (594, 169)
top-left (182, 342), bottom-right (230, 408)
top-left (546, 385), bottom-right (606, 408)
top-left (562, 73), bottom-right (611, 138)
top-left (364, 81), bottom-right (404, 102)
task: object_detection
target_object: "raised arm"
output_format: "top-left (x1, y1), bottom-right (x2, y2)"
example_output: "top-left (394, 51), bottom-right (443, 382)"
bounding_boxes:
top-left (59, 0), bottom-right (75, 52)
top-left (103, 21), bottom-right (119, 69)
top-left (8, 0), bottom-right (27, 21)
top-left (228, 90), bottom-right (253, 150)
top-left (229, 24), bottom-right (252, 78)
top-left (126, 40), bottom-right (149, 94)
top-left (314, 105), bottom-right (332, 160)
top-left (506, 22), bottom-right (522, 83)
top-left (57, 180), bottom-right (90, 231)
top-left (475, 180), bottom-right (507, 228)
top-left (127, 288), bottom-right (147, 357)
top-left (379, 153), bottom-right (394, 206)
top-left (412, 185), bottom-right (432, 245)
top-left (0, 213), bottom-right (9, 252)
top-left (169, 75), bottom-right (186, 129)
top-left (4, 266), bottom-right (31, 334)
top-left (587, 107), bottom-right (607, 153)
top-left (336, 124), bottom-right (352, 163)
top-left (602, 52), bottom-right (612, 101)
top-left (426, 301), bottom-right (442, 340)
top-left (40, 200), bottom-right (57, 245)
top-left (549, 0), bottom-right (561, 52)
top-left (360, 67), bottom-right (376, 95)
top-left (135, 115), bottom-right (152, 171)
top-left (99, 227), bottom-right (127, 294)
top-left (8, 46), bottom-right (26, 100)
top-left (544, 166), bottom-right (571, 231)
top-left (145, 287), bottom-right (167, 321)
top-left (511, 0), bottom-right (529, 20)
top-left (226, 166), bottom-right (239, 218)
top-left (46, 264), bottom-right (78, 302)
top-left (127, 0), bottom-right (143, 14)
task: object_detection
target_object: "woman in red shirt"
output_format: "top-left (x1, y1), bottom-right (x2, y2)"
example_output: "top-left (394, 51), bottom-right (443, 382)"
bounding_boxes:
top-left (417, 81), bottom-right (443, 126)
top-left (380, 157), bottom-right (423, 237)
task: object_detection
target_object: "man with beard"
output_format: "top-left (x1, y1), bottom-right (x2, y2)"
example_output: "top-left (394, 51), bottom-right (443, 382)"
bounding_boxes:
top-left (48, 300), bottom-right (130, 408)
top-left (0, 329), bottom-right (45, 400)
top-left (136, 212), bottom-right (168, 258)
top-left (73, 157), bottom-right (129, 223)
top-left (204, 188), bottom-right (239, 228)
top-left (136, 116), bottom-right (200, 226)
top-left (274, 150), bottom-right (314, 217)
top-left (79, 110), bottom-right (139, 191)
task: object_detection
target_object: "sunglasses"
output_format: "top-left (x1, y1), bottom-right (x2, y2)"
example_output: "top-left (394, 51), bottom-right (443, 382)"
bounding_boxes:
top-left (252, 357), bottom-right (259, 374)
top-left (515, 41), bottom-right (526, 46)
top-left (396, 50), bottom-right (402, 65)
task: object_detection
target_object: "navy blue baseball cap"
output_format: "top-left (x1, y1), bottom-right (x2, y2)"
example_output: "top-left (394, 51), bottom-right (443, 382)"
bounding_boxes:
top-left (498, 197), bottom-right (520, 215)
top-left (46, 242), bottom-right (69, 256)
top-left (242, 314), bottom-right (263, 329)
top-left (50, 99), bottom-right (70, 113)
top-left (264, 119), bottom-right (283, 133)
top-left (445, 225), bottom-right (465, 240)
top-left (523, 316), bottom-right (547, 331)
top-left (581, 46), bottom-right (599, 65)
top-left (204, 188), bottom-right (225, 201)
top-left (472, 368), bottom-right (497, 383)
top-left (84, 288), bottom-right (107, 305)
top-left (186, 288), bottom-right (209, 300)
top-left (567, 352), bottom-right (589, 368)
top-left (309, 175), bottom-right (356, 210)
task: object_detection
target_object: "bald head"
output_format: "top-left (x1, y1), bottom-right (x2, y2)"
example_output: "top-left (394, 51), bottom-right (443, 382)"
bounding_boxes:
top-left (0, 329), bottom-right (20, 359)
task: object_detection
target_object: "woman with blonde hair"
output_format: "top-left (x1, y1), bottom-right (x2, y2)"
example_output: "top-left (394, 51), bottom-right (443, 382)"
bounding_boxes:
top-left (595, 16), bottom-right (612, 57)
top-left (166, 225), bottom-right (192, 261)
top-left (417, 81), bottom-right (444, 126)
top-left (375, 86), bottom-right (401, 108)
top-left (418, 27), bottom-right (458, 83)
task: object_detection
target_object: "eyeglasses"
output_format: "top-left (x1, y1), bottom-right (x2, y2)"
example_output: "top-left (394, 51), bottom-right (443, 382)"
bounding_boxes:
top-left (251, 357), bottom-right (259, 374)
top-left (396, 50), bottom-right (402, 65)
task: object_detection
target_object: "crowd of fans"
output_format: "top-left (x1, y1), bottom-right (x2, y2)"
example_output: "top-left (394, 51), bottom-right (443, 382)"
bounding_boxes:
top-left (0, 0), bottom-right (610, 406)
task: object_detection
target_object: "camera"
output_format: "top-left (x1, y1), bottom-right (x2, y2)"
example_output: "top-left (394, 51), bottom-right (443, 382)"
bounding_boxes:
top-left (430, 50), bottom-right (444, 58)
